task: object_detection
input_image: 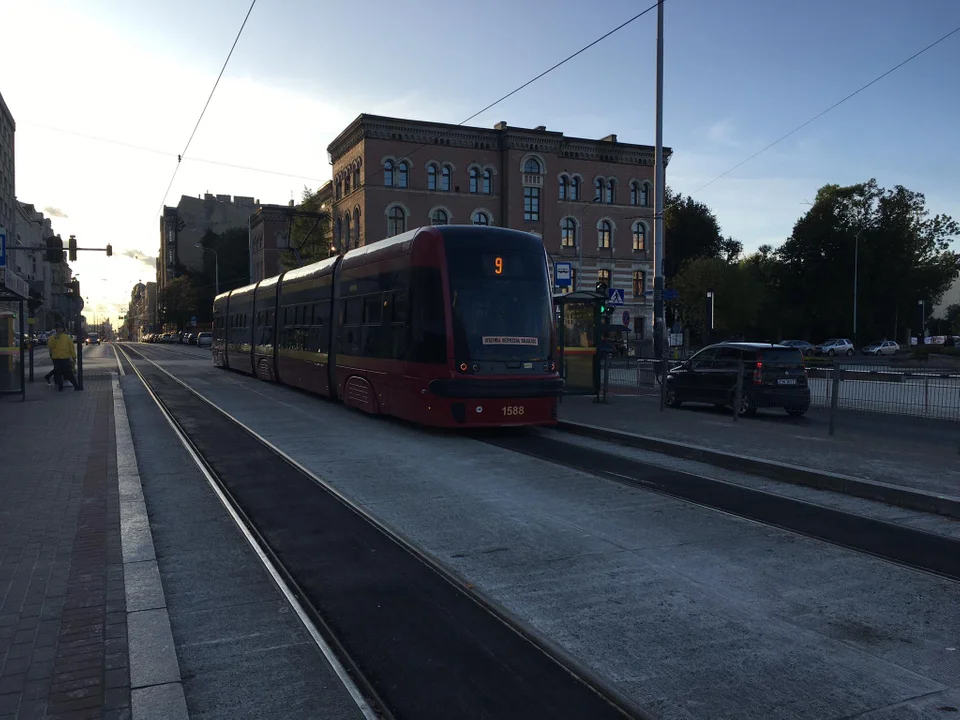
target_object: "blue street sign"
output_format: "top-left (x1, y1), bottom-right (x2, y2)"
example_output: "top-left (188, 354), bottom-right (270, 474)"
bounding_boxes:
top-left (607, 287), bottom-right (625, 306)
top-left (554, 262), bottom-right (572, 288)
top-left (0, 226), bottom-right (6, 269)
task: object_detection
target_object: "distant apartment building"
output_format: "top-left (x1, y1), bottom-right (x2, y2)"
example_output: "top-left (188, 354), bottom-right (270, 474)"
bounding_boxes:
top-left (158, 193), bottom-right (261, 290)
top-left (250, 182), bottom-right (333, 281)
top-left (126, 281), bottom-right (157, 340)
top-left (326, 114), bottom-right (670, 337)
top-left (0, 90), bottom-right (24, 309)
top-left (15, 202), bottom-right (73, 330)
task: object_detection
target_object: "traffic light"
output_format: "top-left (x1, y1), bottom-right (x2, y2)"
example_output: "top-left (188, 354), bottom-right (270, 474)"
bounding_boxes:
top-left (106, 244), bottom-right (113, 257)
top-left (68, 235), bottom-right (78, 262)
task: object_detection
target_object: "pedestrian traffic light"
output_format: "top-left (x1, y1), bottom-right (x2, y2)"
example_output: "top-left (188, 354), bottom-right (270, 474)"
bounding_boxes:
top-left (68, 235), bottom-right (78, 262)
top-left (106, 244), bottom-right (113, 257)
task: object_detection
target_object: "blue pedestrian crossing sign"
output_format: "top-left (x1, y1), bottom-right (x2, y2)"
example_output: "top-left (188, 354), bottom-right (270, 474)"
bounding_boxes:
top-left (607, 287), bottom-right (625, 306)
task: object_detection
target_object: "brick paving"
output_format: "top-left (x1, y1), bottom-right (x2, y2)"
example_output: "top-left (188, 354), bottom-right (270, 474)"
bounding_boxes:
top-left (0, 373), bottom-right (130, 720)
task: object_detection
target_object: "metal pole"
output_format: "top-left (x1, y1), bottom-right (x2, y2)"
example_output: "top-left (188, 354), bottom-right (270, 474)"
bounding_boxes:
top-left (853, 229), bottom-right (860, 348)
top-left (653, 0), bottom-right (666, 366)
top-left (829, 366), bottom-right (841, 435)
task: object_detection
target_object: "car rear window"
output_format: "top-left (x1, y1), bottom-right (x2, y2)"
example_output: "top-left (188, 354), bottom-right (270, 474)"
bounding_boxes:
top-left (757, 348), bottom-right (803, 364)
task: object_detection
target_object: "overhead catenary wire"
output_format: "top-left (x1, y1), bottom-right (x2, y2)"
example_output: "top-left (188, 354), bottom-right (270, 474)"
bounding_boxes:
top-left (356, 0), bottom-right (666, 191)
top-left (689, 24), bottom-right (960, 197)
top-left (25, 122), bottom-right (327, 182)
top-left (155, 0), bottom-right (258, 218)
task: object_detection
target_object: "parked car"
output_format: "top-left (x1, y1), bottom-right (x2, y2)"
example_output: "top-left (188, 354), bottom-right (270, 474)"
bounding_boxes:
top-left (665, 342), bottom-right (811, 417)
top-left (862, 340), bottom-right (899, 355)
top-left (780, 340), bottom-right (816, 356)
top-left (196, 332), bottom-right (213, 348)
top-left (815, 338), bottom-right (854, 356)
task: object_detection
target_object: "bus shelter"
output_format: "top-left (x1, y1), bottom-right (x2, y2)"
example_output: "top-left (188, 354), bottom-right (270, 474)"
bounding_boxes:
top-left (0, 284), bottom-right (27, 402)
top-left (553, 290), bottom-right (605, 396)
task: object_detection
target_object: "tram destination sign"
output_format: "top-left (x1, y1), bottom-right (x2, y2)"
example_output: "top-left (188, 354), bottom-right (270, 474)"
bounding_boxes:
top-left (482, 336), bottom-right (538, 346)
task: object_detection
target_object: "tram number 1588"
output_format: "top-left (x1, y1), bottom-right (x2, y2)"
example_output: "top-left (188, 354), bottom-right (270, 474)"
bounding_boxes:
top-left (502, 405), bottom-right (525, 416)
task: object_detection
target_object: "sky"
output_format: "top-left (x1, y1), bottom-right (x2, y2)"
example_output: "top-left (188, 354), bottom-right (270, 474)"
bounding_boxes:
top-left (1, 0), bottom-right (958, 322)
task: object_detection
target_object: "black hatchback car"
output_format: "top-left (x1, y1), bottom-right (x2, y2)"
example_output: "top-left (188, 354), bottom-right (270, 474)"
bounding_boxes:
top-left (665, 342), bottom-right (811, 417)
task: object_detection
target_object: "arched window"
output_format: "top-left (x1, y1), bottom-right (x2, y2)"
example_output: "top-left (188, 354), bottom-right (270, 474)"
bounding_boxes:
top-left (343, 214), bottom-right (351, 250)
top-left (440, 165), bottom-right (451, 191)
top-left (427, 164), bottom-right (438, 191)
top-left (335, 216), bottom-right (342, 245)
top-left (598, 219), bottom-right (612, 248)
top-left (384, 160), bottom-right (394, 187)
top-left (632, 222), bottom-right (646, 251)
top-left (482, 169), bottom-right (492, 194)
top-left (469, 168), bottom-right (479, 193)
top-left (387, 206), bottom-right (406, 236)
top-left (605, 179), bottom-right (614, 204)
top-left (472, 211), bottom-right (489, 226)
top-left (561, 217), bottom-right (577, 248)
top-left (640, 182), bottom-right (650, 207)
top-left (343, 173), bottom-right (351, 195)
top-left (431, 208), bottom-right (448, 225)
top-left (397, 161), bottom-right (409, 188)
top-left (353, 165), bottom-right (361, 188)
top-left (630, 181), bottom-right (639, 206)
top-left (558, 175), bottom-right (568, 201)
top-left (570, 176), bottom-right (580, 201)
top-left (353, 207), bottom-right (361, 246)
top-left (595, 178), bottom-right (605, 202)
top-left (335, 178), bottom-right (342, 200)
top-left (524, 157), bottom-right (542, 174)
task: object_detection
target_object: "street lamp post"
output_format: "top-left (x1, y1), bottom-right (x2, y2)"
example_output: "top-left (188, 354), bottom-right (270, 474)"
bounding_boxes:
top-left (576, 196), bottom-right (601, 292)
top-left (196, 245), bottom-right (220, 295)
top-left (918, 299), bottom-right (925, 344)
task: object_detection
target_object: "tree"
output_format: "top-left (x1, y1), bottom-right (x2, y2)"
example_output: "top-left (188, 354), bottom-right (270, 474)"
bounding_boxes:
top-left (281, 186), bottom-right (331, 270)
top-left (158, 276), bottom-right (198, 330)
top-left (672, 257), bottom-right (764, 341)
top-left (777, 180), bottom-right (959, 343)
top-left (663, 188), bottom-right (742, 279)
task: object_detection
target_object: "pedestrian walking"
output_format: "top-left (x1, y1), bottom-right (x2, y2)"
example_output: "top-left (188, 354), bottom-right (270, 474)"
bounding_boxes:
top-left (48, 323), bottom-right (79, 391)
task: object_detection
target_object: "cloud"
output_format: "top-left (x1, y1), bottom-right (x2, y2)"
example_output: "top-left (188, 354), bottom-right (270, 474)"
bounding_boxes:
top-left (43, 206), bottom-right (68, 218)
top-left (121, 249), bottom-right (157, 267)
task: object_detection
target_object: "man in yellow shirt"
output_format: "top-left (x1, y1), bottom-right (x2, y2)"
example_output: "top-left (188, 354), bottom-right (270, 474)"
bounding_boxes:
top-left (48, 322), bottom-right (79, 391)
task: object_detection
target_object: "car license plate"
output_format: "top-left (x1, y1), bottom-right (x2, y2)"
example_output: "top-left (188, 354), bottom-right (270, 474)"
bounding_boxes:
top-left (777, 378), bottom-right (797, 385)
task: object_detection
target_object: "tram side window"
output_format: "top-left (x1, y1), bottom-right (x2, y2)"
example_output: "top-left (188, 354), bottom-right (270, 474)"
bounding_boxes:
top-left (308, 301), bottom-right (330, 353)
top-left (410, 267), bottom-right (446, 364)
top-left (340, 298), bottom-right (362, 355)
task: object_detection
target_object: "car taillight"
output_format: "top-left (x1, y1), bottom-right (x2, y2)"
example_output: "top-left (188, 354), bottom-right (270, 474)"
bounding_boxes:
top-left (753, 361), bottom-right (763, 384)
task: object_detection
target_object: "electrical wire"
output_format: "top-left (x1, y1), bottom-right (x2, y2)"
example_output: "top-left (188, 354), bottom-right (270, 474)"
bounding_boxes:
top-left (357, 0), bottom-right (665, 189)
top-left (25, 122), bottom-right (327, 182)
top-left (156, 0), bottom-right (258, 218)
top-left (690, 24), bottom-right (960, 196)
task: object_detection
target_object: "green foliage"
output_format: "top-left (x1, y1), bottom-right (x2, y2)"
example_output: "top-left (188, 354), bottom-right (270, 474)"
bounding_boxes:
top-left (158, 276), bottom-right (198, 330)
top-left (777, 179), bottom-right (959, 341)
top-left (672, 257), bottom-right (765, 339)
top-left (664, 188), bottom-right (742, 279)
top-left (282, 186), bottom-right (331, 269)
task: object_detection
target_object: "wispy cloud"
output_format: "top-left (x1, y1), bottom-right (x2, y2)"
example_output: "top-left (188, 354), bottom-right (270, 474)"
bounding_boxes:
top-left (43, 206), bottom-right (68, 218)
top-left (706, 118), bottom-right (742, 149)
top-left (121, 249), bottom-right (156, 267)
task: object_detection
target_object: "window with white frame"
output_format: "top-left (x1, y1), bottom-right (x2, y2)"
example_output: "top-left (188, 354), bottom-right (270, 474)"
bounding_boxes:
top-left (469, 168), bottom-right (479, 193)
top-left (524, 157), bottom-right (542, 174)
top-left (440, 165), bottom-right (451, 191)
top-left (598, 219), bottom-right (612, 248)
top-left (387, 206), bottom-right (406, 236)
top-left (641, 182), bottom-right (650, 206)
top-left (384, 160), bottom-right (394, 187)
top-left (632, 221), bottom-right (646, 251)
top-left (595, 178), bottom-right (605, 202)
top-left (397, 161), bottom-right (409, 188)
top-left (482, 169), bottom-right (492, 194)
top-left (472, 210), bottom-right (490, 226)
top-left (570, 176), bottom-right (580, 200)
top-left (427, 163), bottom-right (438, 190)
top-left (561, 217), bottom-right (576, 248)
top-left (558, 174), bottom-right (568, 200)
top-left (431, 208), bottom-right (448, 225)
top-left (630, 181), bottom-right (640, 205)
top-left (605, 179), bottom-right (614, 204)
top-left (524, 187), bottom-right (540, 221)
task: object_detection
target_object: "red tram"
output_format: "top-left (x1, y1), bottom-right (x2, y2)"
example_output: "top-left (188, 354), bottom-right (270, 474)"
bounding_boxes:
top-left (212, 225), bottom-right (562, 427)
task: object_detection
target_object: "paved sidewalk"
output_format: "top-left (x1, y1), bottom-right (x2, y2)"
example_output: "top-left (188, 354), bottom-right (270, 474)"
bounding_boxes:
top-left (0, 373), bottom-right (130, 719)
top-left (559, 394), bottom-right (960, 499)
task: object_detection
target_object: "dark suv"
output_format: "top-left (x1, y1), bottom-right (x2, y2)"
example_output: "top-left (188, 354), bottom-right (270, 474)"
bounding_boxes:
top-left (665, 342), bottom-right (810, 417)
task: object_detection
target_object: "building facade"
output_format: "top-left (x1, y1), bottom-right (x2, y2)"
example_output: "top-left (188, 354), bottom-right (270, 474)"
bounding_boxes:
top-left (250, 181), bottom-right (333, 282)
top-left (15, 202), bottom-right (73, 331)
top-left (0, 91), bottom-right (14, 256)
top-left (125, 281), bottom-right (157, 341)
top-left (158, 193), bottom-right (260, 291)
top-left (326, 114), bottom-right (671, 337)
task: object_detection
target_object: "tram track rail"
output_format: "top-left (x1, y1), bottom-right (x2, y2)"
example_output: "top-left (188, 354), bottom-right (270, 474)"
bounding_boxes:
top-left (116, 343), bottom-right (646, 720)
top-left (483, 429), bottom-right (960, 583)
